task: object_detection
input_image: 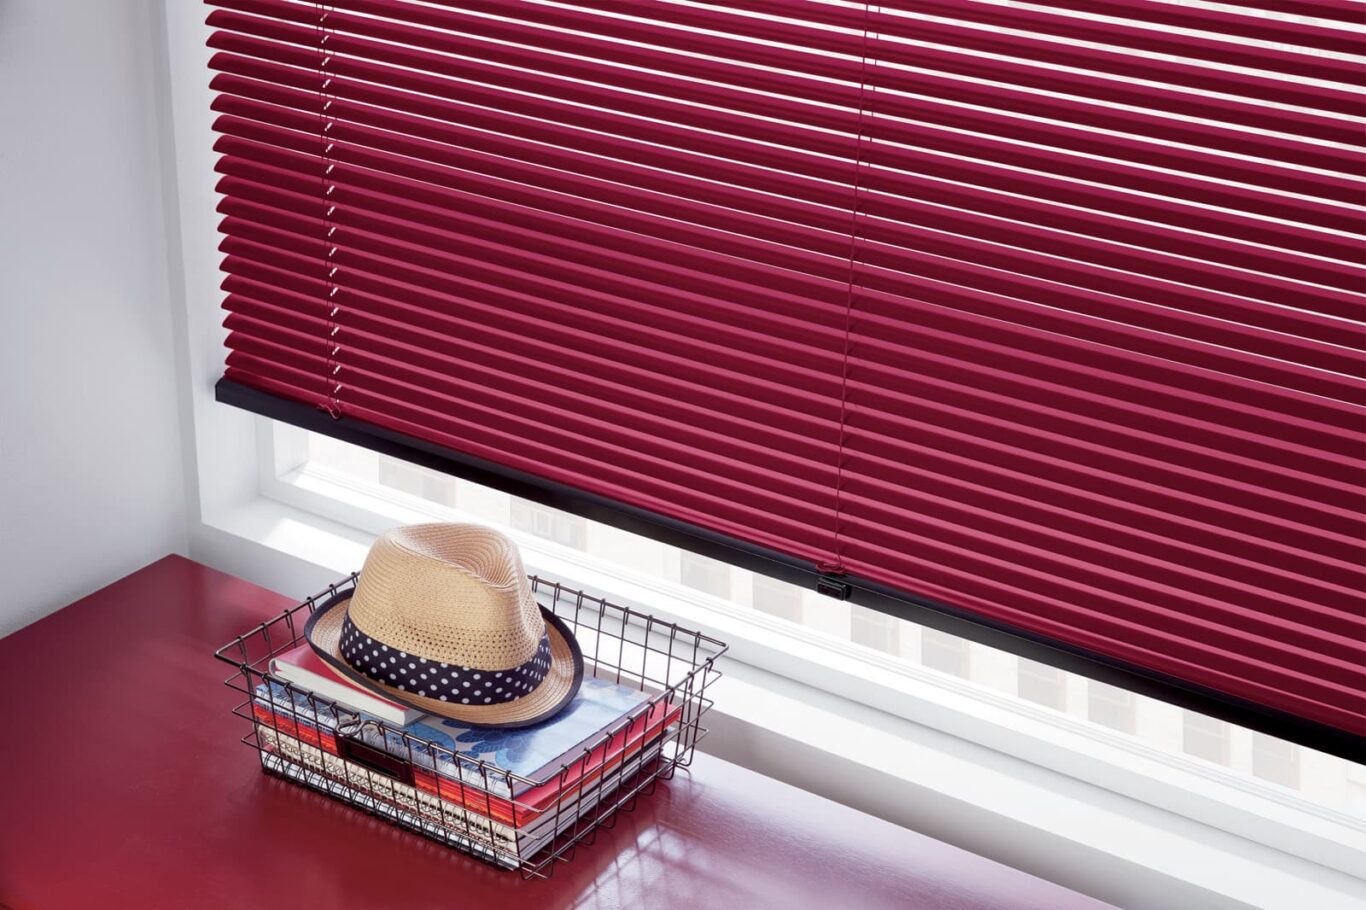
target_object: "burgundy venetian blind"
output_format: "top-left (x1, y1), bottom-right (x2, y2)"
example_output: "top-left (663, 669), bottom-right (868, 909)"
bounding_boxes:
top-left (204, 0), bottom-right (1366, 746)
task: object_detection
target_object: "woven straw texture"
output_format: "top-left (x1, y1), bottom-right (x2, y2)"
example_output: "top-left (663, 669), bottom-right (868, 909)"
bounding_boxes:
top-left (347, 524), bottom-right (544, 668)
top-left (309, 600), bottom-right (580, 726)
top-left (305, 523), bottom-right (583, 726)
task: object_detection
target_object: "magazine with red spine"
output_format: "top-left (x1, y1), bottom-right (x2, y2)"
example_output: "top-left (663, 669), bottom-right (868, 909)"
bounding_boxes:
top-left (252, 702), bottom-right (338, 753)
top-left (254, 696), bottom-right (681, 827)
top-left (257, 724), bottom-right (668, 868)
top-left (411, 697), bottom-right (681, 826)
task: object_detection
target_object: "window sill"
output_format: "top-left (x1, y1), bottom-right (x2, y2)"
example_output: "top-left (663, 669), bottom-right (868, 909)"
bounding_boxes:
top-left (190, 488), bottom-right (1364, 910)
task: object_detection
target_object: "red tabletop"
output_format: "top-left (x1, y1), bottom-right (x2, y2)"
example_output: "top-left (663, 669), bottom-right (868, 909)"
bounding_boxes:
top-left (0, 556), bottom-right (1114, 910)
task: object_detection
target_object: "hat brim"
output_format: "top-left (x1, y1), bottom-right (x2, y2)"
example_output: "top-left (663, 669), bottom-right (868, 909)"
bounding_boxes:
top-left (303, 591), bottom-right (584, 728)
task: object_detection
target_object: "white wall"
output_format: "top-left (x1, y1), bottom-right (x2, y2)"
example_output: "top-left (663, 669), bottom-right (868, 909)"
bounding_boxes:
top-left (0, 0), bottom-right (188, 635)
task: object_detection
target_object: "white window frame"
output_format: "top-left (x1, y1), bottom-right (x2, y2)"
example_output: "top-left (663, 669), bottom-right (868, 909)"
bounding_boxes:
top-left (154, 4), bottom-right (1364, 908)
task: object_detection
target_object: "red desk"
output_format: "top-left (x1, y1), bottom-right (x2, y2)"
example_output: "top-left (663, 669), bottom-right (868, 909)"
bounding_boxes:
top-left (0, 556), bottom-right (1114, 910)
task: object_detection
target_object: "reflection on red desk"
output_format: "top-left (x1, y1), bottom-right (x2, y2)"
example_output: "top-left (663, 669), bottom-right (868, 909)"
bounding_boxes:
top-left (0, 556), bottom-right (1116, 910)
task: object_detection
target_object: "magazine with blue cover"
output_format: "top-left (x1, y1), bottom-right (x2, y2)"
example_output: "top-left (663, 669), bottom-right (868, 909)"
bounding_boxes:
top-left (256, 673), bottom-right (651, 797)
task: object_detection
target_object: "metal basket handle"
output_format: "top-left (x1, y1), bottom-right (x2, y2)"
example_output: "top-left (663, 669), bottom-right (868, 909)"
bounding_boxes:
top-left (336, 720), bottom-right (415, 786)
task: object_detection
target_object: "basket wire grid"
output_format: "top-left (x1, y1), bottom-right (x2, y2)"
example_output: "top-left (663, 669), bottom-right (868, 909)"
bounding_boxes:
top-left (215, 573), bottom-right (727, 879)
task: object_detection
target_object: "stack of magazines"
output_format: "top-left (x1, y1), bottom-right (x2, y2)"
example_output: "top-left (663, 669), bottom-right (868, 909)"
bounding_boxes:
top-left (254, 642), bottom-right (681, 867)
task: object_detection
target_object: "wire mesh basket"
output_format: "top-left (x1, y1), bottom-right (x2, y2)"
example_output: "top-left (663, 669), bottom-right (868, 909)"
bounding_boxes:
top-left (215, 572), bottom-right (727, 878)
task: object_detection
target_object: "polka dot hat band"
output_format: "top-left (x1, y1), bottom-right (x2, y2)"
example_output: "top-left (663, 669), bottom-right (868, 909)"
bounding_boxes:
top-left (304, 523), bottom-right (584, 728)
top-left (337, 617), bottom-right (553, 706)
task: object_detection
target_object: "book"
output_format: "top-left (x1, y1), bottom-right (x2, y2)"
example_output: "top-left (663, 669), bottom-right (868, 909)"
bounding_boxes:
top-left (252, 673), bottom-right (677, 802)
top-left (412, 675), bottom-right (660, 792)
top-left (268, 641), bottom-right (422, 727)
top-left (257, 724), bottom-right (667, 867)
top-left (254, 695), bottom-right (682, 826)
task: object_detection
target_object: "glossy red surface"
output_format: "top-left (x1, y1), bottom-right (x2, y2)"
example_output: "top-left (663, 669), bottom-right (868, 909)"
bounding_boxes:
top-left (0, 556), bottom-right (1114, 910)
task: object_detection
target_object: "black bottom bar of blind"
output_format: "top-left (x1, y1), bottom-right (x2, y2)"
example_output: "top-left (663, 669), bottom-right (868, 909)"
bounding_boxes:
top-left (216, 378), bottom-right (1364, 763)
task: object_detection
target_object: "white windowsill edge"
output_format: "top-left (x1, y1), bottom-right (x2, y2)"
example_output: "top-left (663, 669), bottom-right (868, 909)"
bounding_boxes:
top-left (189, 493), bottom-right (1366, 910)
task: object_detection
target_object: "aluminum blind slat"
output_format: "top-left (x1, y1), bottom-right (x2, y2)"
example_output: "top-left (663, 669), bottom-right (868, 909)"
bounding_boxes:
top-left (205, 0), bottom-right (1366, 744)
top-left (215, 250), bottom-right (835, 408)
top-left (226, 350), bottom-right (839, 564)
top-left (207, 22), bottom-right (1366, 176)
top-left (203, 2), bottom-right (1366, 177)
top-left (204, 77), bottom-right (1366, 311)
top-left (836, 445), bottom-right (1364, 609)
top-left (206, 56), bottom-right (1366, 238)
top-left (209, 52), bottom-right (1365, 207)
top-left (224, 289), bottom-right (836, 459)
top-left (748, 1), bottom-right (1364, 89)
top-left (212, 135), bottom-right (860, 285)
top-left (213, 124), bottom-right (1366, 401)
top-left (214, 179), bottom-right (1366, 525)
top-left (210, 144), bottom-right (1364, 393)
top-left (216, 218), bottom-right (846, 358)
top-left (208, 119), bottom-right (1364, 346)
top-left (214, 152), bottom-right (1363, 431)
top-left (218, 267), bottom-right (834, 434)
top-left (1006, 0), bottom-right (1366, 38)
top-left (215, 172), bottom-right (851, 315)
top-left (202, 51), bottom-right (1366, 332)
top-left (228, 0), bottom-right (1362, 119)
top-left (216, 235), bottom-right (840, 398)
top-left (339, 0), bottom-right (1366, 78)
top-left (216, 191), bottom-right (1365, 484)
top-left (202, 11), bottom-right (1366, 244)
top-left (226, 314), bottom-right (836, 507)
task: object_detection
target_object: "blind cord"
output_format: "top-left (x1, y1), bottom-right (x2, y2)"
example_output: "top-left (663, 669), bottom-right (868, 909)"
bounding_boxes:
top-left (318, 3), bottom-right (342, 420)
top-left (824, 2), bottom-right (876, 578)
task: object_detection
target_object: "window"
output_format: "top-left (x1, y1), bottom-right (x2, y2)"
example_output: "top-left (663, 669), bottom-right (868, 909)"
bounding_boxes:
top-left (679, 552), bottom-right (731, 599)
top-left (1253, 734), bottom-right (1301, 789)
top-left (1183, 712), bottom-right (1232, 766)
top-left (1088, 681), bottom-right (1138, 735)
top-left (920, 627), bottom-right (970, 677)
top-left (379, 459), bottom-right (456, 508)
top-left (1017, 658), bottom-right (1067, 711)
top-left (752, 574), bottom-right (803, 624)
top-left (850, 608), bottom-right (900, 657)
top-left (1347, 766), bottom-right (1366, 817)
top-left (509, 499), bottom-right (586, 549)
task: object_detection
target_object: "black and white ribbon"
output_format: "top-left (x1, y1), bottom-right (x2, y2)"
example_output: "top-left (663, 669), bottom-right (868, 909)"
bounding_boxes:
top-left (339, 615), bottom-right (551, 705)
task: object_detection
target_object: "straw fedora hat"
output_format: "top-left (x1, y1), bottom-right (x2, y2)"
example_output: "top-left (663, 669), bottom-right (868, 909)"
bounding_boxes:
top-left (304, 523), bottom-right (583, 727)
